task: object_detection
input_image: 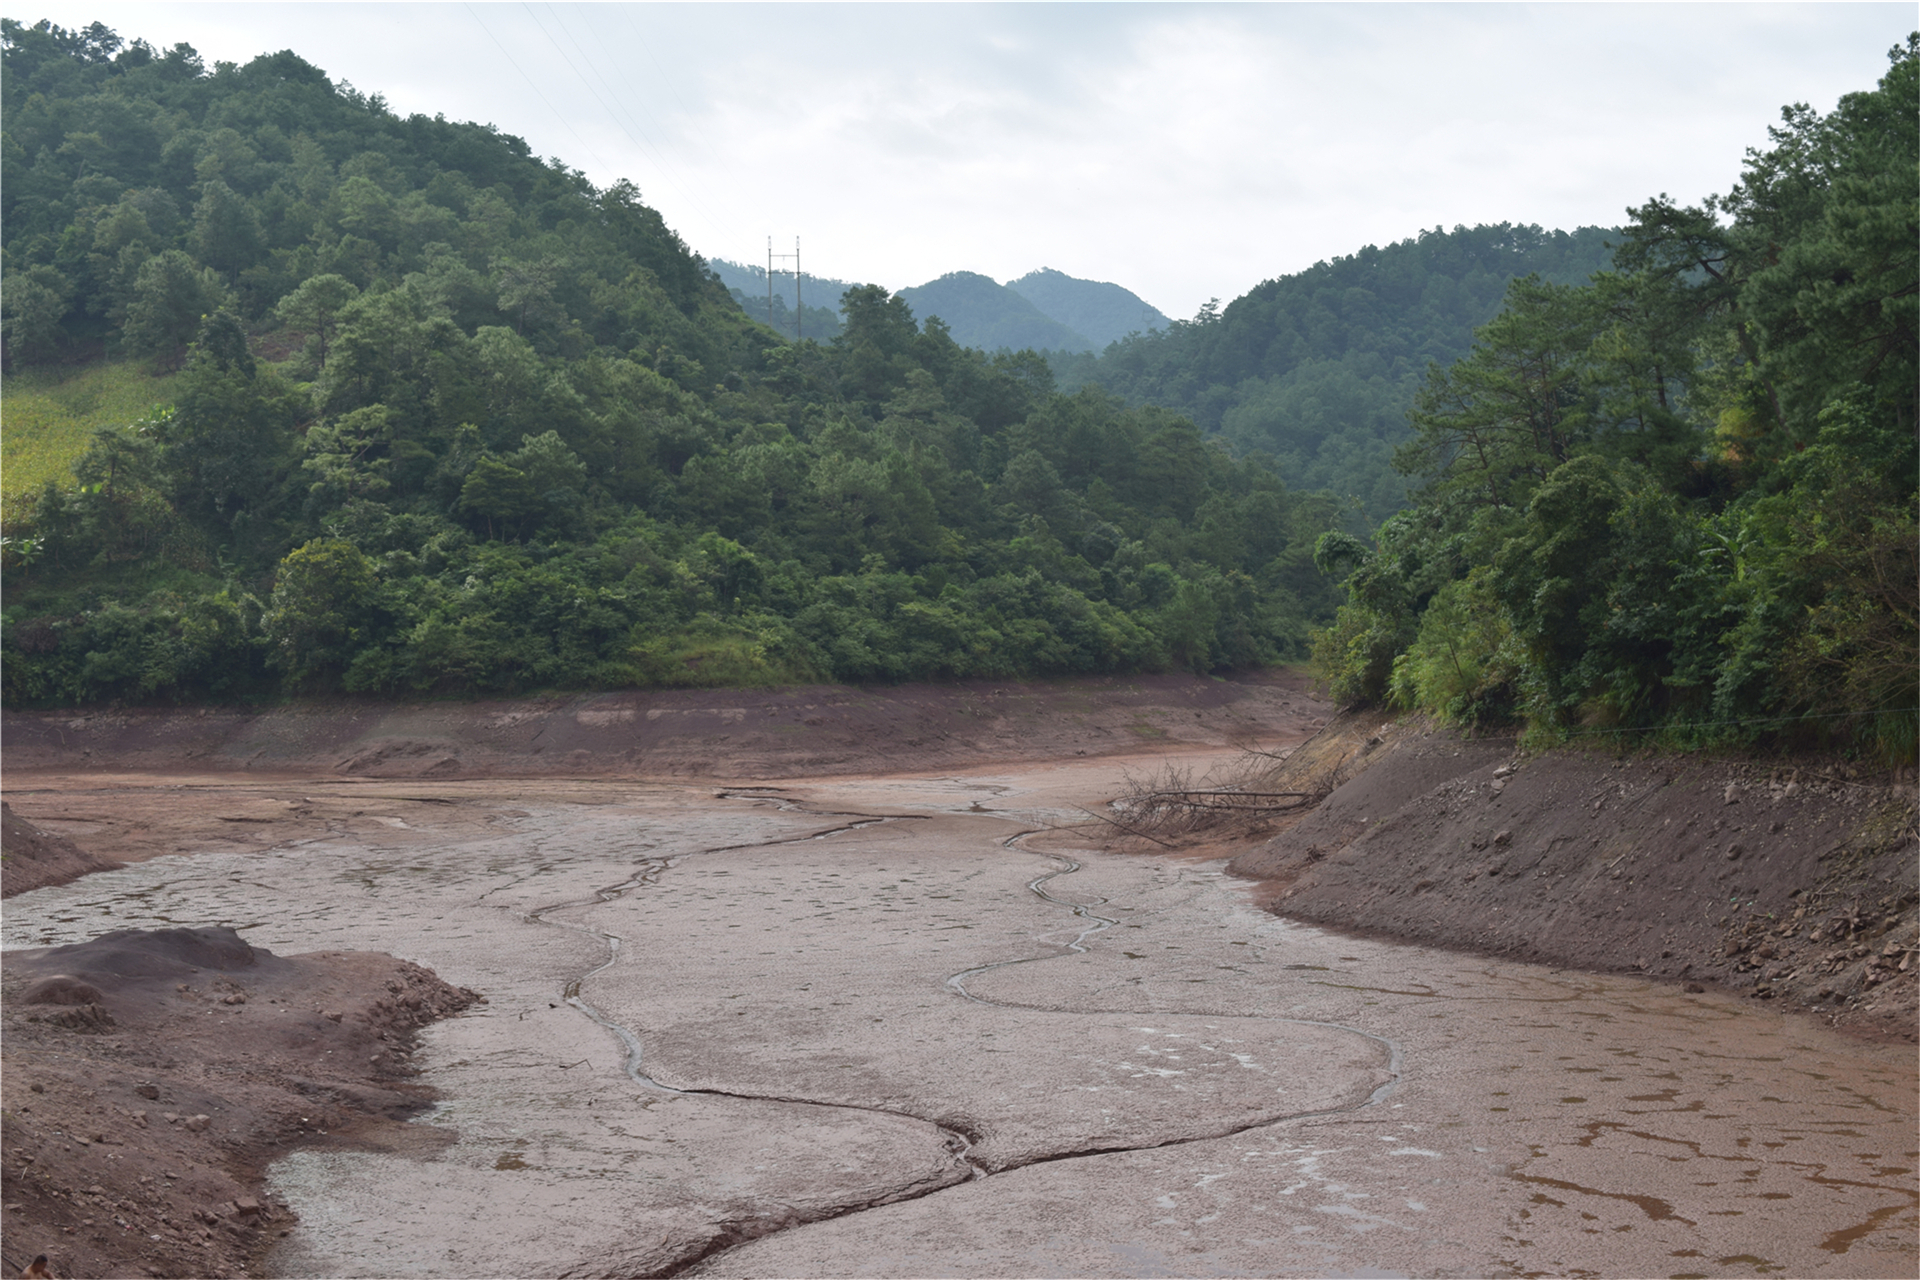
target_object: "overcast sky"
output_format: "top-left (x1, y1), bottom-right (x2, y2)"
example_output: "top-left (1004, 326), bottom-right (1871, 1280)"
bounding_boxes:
top-left (25, 3), bottom-right (1916, 318)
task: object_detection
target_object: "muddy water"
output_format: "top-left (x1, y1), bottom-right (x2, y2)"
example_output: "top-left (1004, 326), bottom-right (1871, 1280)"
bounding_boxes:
top-left (3, 760), bottom-right (1914, 1279)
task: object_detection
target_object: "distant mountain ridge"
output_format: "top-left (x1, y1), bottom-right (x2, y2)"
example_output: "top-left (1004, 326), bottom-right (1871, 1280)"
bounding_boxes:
top-left (707, 257), bottom-right (1167, 354)
top-left (898, 271), bottom-right (1094, 352)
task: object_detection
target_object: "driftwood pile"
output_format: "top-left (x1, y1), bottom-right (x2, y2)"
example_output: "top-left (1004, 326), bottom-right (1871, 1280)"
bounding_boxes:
top-left (1078, 751), bottom-right (1320, 848)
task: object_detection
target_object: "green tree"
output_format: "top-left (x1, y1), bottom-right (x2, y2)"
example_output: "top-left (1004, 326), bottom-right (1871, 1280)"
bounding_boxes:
top-left (191, 179), bottom-right (264, 279)
top-left (121, 250), bottom-right (226, 363)
top-left (273, 273), bottom-right (359, 369)
top-left (1397, 276), bottom-right (1597, 512)
top-left (1, 264), bottom-right (72, 363)
top-left (261, 537), bottom-right (378, 685)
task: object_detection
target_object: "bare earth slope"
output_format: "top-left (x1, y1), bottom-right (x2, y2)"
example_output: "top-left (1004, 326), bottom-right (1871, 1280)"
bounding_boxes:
top-left (1227, 713), bottom-right (1919, 1044)
top-left (1, 801), bottom-right (120, 897)
top-left (2, 927), bottom-right (476, 1280)
top-left (0, 672), bottom-right (1319, 782)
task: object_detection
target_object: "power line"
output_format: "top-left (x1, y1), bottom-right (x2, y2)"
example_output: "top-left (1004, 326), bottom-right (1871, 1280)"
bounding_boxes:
top-left (463, 4), bottom-right (617, 179)
top-left (605, 5), bottom-right (736, 193)
top-left (529, 3), bottom-right (737, 237)
top-left (527, 3), bottom-right (736, 243)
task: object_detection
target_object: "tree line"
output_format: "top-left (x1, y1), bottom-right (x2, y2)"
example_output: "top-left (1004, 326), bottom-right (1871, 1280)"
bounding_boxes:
top-left (1313, 37), bottom-right (1917, 763)
top-left (0, 20), bottom-right (1343, 704)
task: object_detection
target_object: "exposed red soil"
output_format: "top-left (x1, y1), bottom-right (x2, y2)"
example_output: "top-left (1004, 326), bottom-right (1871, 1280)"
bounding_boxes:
top-left (2, 803), bottom-right (120, 898)
top-left (1, 928), bottom-right (476, 1280)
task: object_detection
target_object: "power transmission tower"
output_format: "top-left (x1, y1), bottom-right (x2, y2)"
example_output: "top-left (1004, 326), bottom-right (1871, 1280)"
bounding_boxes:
top-left (767, 236), bottom-right (802, 341)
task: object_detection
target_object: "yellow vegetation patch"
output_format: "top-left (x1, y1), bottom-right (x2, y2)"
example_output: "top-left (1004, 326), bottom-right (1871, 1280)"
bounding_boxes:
top-left (1, 361), bottom-right (177, 512)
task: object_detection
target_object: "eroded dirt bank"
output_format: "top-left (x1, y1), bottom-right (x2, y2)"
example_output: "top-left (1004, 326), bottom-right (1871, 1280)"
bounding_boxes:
top-left (1225, 711), bottom-right (1920, 1044)
top-left (1, 802), bottom-right (120, 898)
top-left (1, 928), bottom-right (475, 1280)
top-left (0, 670), bottom-right (1319, 787)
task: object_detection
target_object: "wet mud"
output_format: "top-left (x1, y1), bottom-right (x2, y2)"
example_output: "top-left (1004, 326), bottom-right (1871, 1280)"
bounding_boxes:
top-left (3, 756), bottom-right (1914, 1278)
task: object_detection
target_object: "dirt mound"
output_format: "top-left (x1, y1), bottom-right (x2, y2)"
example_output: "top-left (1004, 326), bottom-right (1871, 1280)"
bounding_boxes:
top-left (2, 928), bottom-right (479, 1280)
top-left (12, 926), bottom-right (269, 987)
top-left (1225, 716), bottom-right (1920, 1043)
top-left (0, 670), bottom-right (1321, 782)
top-left (1, 801), bottom-right (120, 897)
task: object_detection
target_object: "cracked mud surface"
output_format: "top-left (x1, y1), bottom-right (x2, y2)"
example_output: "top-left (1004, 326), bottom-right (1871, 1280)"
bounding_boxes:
top-left (4, 751), bottom-right (1915, 1278)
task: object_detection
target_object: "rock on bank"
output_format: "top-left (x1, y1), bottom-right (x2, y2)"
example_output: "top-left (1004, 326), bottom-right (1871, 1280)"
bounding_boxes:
top-left (1232, 714), bottom-right (1919, 1043)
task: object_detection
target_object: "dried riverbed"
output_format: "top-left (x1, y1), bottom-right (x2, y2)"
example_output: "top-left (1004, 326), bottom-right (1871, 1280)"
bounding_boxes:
top-left (4, 758), bottom-right (1915, 1278)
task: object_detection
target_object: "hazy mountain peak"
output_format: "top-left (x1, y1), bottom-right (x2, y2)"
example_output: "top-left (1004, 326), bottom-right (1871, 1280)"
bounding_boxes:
top-left (897, 272), bottom-right (1094, 353)
top-left (1005, 269), bottom-right (1169, 348)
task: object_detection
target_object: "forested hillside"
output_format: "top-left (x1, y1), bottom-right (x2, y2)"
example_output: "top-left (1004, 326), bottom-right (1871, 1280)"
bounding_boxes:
top-left (1053, 224), bottom-right (1618, 523)
top-left (1316, 36), bottom-right (1918, 762)
top-left (0, 19), bottom-right (1343, 705)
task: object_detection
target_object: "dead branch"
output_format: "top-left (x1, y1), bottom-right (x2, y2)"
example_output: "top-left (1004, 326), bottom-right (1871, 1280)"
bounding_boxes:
top-left (1074, 805), bottom-right (1177, 849)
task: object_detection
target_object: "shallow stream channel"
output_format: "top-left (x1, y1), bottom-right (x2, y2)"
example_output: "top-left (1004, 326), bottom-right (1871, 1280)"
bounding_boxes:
top-left (4, 759), bottom-right (1914, 1278)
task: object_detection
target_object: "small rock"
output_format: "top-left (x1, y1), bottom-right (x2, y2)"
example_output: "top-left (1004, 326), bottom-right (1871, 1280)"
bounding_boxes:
top-left (233, 1197), bottom-right (262, 1218)
top-left (1726, 845), bottom-right (1743, 861)
top-left (183, 1114), bottom-right (211, 1133)
top-left (135, 1084), bottom-right (160, 1100)
top-left (322, 1010), bottom-right (344, 1023)
top-left (1724, 783), bottom-right (1742, 804)
top-left (1492, 829), bottom-right (1513, 847)
top-left (1684, 982), bottom-right (1706, 994)
top-left (1492, 764), bottom-right (1514, 779)
top-left (222, 993), bottom-right (246, 1006)
top-left (30, 1083), bottom-right (44, 1094)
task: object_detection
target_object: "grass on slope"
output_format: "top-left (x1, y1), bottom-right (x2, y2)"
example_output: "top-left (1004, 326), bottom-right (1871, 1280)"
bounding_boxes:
top-left (2, 361), bottom-right (177, 515)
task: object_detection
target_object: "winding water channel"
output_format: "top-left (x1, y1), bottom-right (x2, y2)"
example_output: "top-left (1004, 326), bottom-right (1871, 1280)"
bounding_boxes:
top-left (3, 759), bottom-right (1914, 1278)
